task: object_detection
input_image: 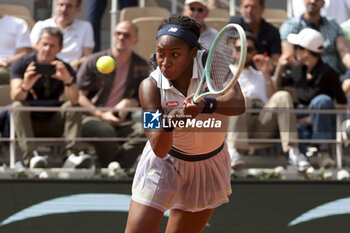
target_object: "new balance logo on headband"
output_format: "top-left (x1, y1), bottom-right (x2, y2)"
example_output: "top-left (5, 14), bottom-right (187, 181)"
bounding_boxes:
top-left (168, 27), bottom-right (178, 32)
top-left (156, 24), bottom-right (198, 48)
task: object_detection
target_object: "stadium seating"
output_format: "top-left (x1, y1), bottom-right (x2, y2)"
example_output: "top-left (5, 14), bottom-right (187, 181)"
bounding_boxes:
top-left (207, 8), bottom-right (230, 19)
top-left (204, 17), bottom-right (227, 31)
top-left (0, 4), bottom-right (35, 29)
top-left (0, 85), bottom-right (11, 106)
top-left (132, 16), bottom-right (165, 61)
top-left (120, 6), bottom-right (171, 22)
top-left (262, 8), bottom-right (288, 28)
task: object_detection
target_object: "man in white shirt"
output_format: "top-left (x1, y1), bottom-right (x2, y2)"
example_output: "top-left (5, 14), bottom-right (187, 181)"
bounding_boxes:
top-left (292, 0), bottom-right (350, 24)
top-left (182, 0), bottom-right (218, 50)
top-left (227, 32), bottom-right (309, 169)
top-left (30, 0), bottom-right (94, 71)
top-left (0, 14), bottom-right (32, 84)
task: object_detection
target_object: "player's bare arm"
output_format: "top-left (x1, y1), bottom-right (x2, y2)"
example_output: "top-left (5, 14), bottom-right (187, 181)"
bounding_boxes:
top-left (139, 77), bottom-right (173, 158)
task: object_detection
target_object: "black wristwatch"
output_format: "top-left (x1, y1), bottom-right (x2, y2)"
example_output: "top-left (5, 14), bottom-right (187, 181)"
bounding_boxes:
top-left (64, 78), bottom-right (75, 87)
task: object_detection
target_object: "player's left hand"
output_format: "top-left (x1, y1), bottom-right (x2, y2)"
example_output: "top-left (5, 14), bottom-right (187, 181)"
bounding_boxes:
top-left (182, 94), bottom-right (205, 118)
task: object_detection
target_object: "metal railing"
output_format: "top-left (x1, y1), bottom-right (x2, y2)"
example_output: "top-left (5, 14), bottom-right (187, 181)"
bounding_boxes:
top-left (0, 105), bottom-right (348, 169)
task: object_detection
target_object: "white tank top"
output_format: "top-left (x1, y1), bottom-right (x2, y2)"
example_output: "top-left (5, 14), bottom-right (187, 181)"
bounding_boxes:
top-left (149, 50), bottom-right (227, 155)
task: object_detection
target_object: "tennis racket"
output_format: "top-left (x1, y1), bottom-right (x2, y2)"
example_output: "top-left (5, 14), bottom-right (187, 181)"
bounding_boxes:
top-left (192, 23), bottom-right (247, 103)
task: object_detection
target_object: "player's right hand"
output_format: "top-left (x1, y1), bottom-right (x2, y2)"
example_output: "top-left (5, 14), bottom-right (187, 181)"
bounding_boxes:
top-left (182, 94), bottom-right (205, 118)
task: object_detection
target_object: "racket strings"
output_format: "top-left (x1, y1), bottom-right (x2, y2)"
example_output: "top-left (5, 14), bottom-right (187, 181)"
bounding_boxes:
top-left (192, 24), bottom-right (246, 103)
top-left (210, 28), bottom-right (238, 91)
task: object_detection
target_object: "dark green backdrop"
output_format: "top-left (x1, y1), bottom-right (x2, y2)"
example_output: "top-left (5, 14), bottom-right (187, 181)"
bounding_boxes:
top-left (0, 180), bottom-right (349, 233)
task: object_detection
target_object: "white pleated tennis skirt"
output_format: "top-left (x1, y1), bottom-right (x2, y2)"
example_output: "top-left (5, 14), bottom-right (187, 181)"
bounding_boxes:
top-left (131, 141), bottom-right (232, 213)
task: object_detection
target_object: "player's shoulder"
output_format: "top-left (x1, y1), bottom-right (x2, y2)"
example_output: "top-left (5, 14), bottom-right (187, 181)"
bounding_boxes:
top-left (140, 75), bottom-right (159, 95)
top-left (149, 66), bottom-right (169, 88)
top-left (149, 66), bottom-right (161, 79)
top-left (142, 75), bottom-right (158, 86)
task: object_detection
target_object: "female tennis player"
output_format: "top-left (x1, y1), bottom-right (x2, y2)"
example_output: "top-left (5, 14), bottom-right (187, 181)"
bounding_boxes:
top-left (124, 16), bottom-right (245, 233)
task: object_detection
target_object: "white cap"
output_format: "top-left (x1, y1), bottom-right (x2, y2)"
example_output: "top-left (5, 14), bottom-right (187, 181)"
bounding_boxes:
top-left (287, 28), bottom-right (324, 53)
top-left (184, 0), bottom-right (208, 7)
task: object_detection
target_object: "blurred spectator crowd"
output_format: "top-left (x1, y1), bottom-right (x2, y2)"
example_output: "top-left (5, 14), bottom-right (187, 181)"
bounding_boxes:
top-left (1, 0), bottom-right (350, 172)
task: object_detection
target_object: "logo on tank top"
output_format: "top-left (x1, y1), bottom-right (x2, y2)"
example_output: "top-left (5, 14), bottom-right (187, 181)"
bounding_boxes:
top-left (166, 101), bottom-right (179, 107)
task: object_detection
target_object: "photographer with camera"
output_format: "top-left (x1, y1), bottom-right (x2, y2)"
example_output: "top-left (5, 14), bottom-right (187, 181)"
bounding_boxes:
top-left (10, 27), bottom-right (92, 169)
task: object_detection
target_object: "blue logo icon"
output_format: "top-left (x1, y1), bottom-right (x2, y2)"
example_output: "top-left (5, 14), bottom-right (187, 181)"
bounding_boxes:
top-left (143, 110), bottom-right (162, 129)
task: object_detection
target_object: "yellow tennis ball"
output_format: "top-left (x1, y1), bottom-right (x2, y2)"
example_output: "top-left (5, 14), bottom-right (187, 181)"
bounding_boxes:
top-left (96, 56), bottom-right (115, 74)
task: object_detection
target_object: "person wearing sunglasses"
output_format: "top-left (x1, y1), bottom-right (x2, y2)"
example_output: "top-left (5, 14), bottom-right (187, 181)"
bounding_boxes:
top-left (183, 0), bottom-right (218, 50)
top-left (227, 31), bottom-right (310, 171)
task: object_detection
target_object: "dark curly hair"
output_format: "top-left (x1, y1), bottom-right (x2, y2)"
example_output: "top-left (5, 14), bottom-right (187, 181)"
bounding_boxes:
top-left (150, 15), bottom-right (203, 68)
top-left (158, 15), bottom-right (202, 49)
